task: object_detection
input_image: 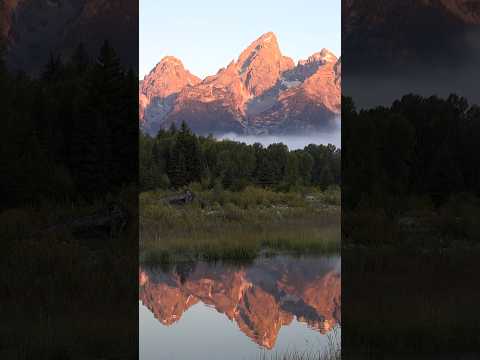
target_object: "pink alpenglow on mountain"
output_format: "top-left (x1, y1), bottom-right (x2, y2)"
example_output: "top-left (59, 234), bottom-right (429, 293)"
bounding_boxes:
top-left (139, 258), bottom-right (340, 349)
top-left (140, 32), bottom-right (341, 136)
top-left (139, 56), bottom-right (201, 134)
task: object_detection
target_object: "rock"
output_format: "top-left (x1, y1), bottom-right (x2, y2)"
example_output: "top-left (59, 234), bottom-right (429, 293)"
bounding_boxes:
top-left (140, 32), bottom-right (340, 136)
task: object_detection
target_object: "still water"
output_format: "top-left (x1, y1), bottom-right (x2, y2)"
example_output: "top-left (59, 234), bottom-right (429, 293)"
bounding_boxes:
top-left (139, 255), bottom-right (341, 360)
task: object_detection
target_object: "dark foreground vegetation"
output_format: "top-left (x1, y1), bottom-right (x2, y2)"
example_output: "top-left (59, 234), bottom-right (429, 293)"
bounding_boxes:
top-left (1, 42), bottom-right (137, 209)
top-left (343, 249), bottom-right (480, 358)
top-left (1, 44), bottom-right (138, 359)
top-left (343, 94), bottom-right (480, 358)
top-left (343, 94), bottom-right (480, 248)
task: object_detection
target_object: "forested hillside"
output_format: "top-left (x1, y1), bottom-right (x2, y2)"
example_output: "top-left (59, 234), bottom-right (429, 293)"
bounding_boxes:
top-left (1, 41), bottom-right (137, 210)
top-left (140, 123), bottom-right (341, 192)
top-left (343, 94), bottom-right (480, 245)
top-left (343, 94), bottom-right (480, 209)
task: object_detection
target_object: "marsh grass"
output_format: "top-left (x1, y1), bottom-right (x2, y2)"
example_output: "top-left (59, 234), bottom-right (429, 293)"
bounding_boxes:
top-left (257, 327), bottom-right (341, 360)
top-left (342, 248), bottom-right (480, 357)
top-left (0, 187), bottom-right (138, 360)
top-left (139, 187), bottom-right (340, 262)
top-left (343, 193), bottom-right (480, 249)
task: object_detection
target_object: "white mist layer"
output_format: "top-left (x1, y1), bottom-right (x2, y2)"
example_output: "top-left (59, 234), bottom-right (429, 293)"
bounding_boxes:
top-left (217, 129), bottom-right (341, 150)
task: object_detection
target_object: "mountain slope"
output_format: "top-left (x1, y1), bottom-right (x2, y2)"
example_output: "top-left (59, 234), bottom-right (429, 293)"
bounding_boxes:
top-left (343, 0), bottom-right (480, 72)
top-left (3, 0), bottom-right (138, 73)
top-left (140, 56), bottom-right (201, 135)
top-left (140, 32), bottom-right (340, 136)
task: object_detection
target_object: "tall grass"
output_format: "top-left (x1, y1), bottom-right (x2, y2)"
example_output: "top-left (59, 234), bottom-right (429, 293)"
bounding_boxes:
top-left (342, 248), bottom-right (480, 356)
top-left (139, 187), bottom-right (340, 263)
top-left (257, 327), bottom-right (341, 360)
top-left (0, 186), bottom-right (138, 360)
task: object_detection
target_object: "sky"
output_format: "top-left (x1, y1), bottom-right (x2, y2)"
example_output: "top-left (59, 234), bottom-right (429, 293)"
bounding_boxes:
top-left (140, 0), bottom-right (341, 79)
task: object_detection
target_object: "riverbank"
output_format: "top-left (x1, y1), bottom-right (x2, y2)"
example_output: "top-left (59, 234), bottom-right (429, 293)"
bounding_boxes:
top-left (140, 186), bottom-right (340, 263)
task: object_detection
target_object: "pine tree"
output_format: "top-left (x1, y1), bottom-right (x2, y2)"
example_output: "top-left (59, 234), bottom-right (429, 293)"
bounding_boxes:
top-left (71, 43), bottom-right (90, 73)
top-left (167, 145), bottom-right (188, 188)
top-left (168, 122), bottom-right (177, 135)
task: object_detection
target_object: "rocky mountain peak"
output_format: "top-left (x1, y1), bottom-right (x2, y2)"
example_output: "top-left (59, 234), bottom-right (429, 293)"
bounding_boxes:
top-left (142, 56), bottom-right (200, 99)
top-left (140, 32), bottom-right (340, 136)
top-left (299, 49), bottom-right (337, 66)
top-left (139, 55), bottom-right (200, 133)
top-left (157, 55), bottom-right (184, 67)
top-left (237, 32), bottom-right (281, 67)
top-left (235, 32), bottom-right (293, 97)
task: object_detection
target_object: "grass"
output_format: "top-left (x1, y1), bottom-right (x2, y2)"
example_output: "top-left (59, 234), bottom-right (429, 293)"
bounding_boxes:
top-left (0, 186), bottom-right (138, 360)
top-left (342, 248), bottom-right (480, 357)
top-left (139, 186), bottom-right (340, 263)
top-left (257, 327), bottom-right (341, 360)
top-left (343, 192), bottom-right (480, 249)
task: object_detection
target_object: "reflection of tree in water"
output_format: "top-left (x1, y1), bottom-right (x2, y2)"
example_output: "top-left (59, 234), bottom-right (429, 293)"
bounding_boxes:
top-left (174, 262), bottom-right (197, 284)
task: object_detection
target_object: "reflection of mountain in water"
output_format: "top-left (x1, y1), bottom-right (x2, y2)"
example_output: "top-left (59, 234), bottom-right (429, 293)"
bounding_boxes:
top-left (139, 256), bottom-right (341, 349)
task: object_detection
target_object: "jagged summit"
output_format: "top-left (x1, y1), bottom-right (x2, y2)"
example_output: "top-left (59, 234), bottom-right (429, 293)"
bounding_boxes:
top-left (258, 31), bottom-right (277, 42)
top-left (141, 55), bottom-right (200, 98)
top-left (140, 32), bottom-right (341, 136)
top-left (139, 55), bottom-right (200, 134)
top-left (299, 49), bottom-right (337, 66)
top-left (240, 31), bottom-right (279, 52)
top-left (157, 55), bottom-right (183, 65)
top-left (233, 31), bottom-right (294, 97)
top-left (146, 56), bottom-right (193, 77)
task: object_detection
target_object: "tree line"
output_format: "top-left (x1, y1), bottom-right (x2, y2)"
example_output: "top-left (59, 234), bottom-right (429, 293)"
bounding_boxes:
top-left (0, 42), bottom-right (138, 210)
top-left (140, 122), bottom-right (341, 192)
top-left (343, 94), bottom-right (480, 211)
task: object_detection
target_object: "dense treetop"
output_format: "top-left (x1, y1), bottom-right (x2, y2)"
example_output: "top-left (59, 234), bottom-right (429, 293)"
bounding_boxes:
top-left (1, 41), bottom-right (138, 210)
top-left (140, 123), bottom-right (341, 192)
top-left (343, 94), bottom-right (480, 211)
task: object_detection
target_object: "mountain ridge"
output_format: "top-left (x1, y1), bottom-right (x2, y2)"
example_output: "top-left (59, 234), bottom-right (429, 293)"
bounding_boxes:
top-left (140, 32), bottom-right (341, 136)
top-left (1, 0), bottom-right (138, 73)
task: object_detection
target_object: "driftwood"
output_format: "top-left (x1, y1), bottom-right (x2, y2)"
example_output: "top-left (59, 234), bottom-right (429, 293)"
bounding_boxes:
top-left (162, 190), bottom-right (195, 205)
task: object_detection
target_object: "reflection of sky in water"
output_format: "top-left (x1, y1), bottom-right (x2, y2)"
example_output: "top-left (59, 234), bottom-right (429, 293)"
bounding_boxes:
top-left (140, 301), bottom-right (337, 360)
top-left (139, 256), bottom-right (341, 360)
top-left (217, 127), bottom-right (341, 150)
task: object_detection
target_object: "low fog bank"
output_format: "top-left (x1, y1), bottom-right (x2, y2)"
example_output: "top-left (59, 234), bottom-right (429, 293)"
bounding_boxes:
top-left (217, 129), bottom-right (341, 150)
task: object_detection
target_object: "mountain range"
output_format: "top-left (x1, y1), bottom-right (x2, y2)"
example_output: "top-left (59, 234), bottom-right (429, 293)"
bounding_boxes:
top-left (139, 32), bottom-right (341, 136)
top-left (1, 0), bottom-right (138, 72)
top-left (139, 257), bottom-right (341, 349)
top-left (343, 0), bottom-right (480, 72)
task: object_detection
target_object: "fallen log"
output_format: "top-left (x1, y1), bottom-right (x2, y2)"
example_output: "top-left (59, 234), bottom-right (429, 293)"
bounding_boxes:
top-left (35, 203), bottom-right (129, 239)
top-left (162, 190), bottom-right (195, 205)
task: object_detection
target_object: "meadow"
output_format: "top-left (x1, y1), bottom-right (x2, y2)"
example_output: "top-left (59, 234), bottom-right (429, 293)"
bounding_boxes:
top-left (140, 185), bottom-right (341, 263)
